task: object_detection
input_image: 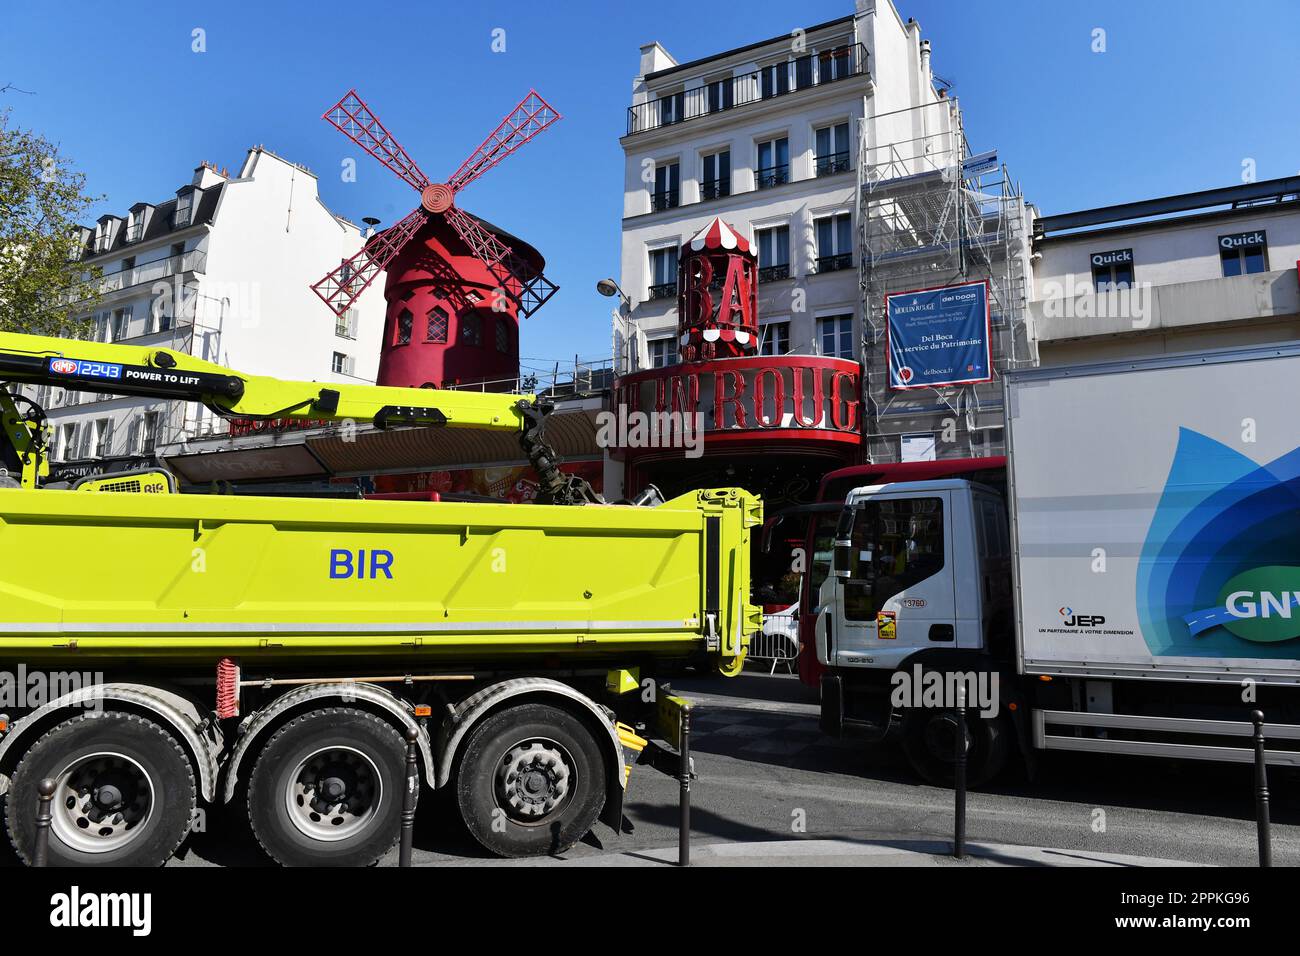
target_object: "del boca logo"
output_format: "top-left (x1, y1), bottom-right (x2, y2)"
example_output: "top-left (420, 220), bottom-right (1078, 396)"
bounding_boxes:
top-left (1137, 429), bottom-right (1300, 657)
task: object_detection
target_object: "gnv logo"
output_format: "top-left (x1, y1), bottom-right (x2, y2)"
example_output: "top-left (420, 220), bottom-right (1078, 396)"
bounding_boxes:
top-left (1060, 606), bottom-right (1106, 627)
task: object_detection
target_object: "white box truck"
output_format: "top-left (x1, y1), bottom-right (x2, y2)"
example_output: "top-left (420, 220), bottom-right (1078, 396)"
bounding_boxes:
top-left (816, 344), bottom-right (1300, 784)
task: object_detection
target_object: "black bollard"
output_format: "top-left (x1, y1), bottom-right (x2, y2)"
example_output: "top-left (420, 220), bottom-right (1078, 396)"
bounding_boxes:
top-left (953, 685), bottom-right (967, 860)
top-left (1251, 710), bottom-right (1271, 868)
top-left (33, 778), bottom-right (55, 868)
top-left (399, 726), bottom-right (419, 868)
top-left (678, 706), bottom-right (692, 867)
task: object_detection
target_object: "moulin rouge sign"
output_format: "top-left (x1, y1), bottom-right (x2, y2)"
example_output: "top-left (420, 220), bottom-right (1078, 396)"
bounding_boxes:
top-left (617, 356), bottom-right (861, 437)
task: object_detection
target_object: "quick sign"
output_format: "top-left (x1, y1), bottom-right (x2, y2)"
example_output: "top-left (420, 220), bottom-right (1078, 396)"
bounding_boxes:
top-left (1219, 230), bottom-right (1266, 250)
top-left (886, 280), bottom-right (992, 390)
top-left (1091, 248), bottom-right (1133, 267)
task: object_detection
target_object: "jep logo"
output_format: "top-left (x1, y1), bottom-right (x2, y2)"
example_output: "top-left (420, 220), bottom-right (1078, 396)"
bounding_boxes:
top-left (1060, 606), bottom-right (1105, 627)
top-left (50, 359), bottom-right (77, 374)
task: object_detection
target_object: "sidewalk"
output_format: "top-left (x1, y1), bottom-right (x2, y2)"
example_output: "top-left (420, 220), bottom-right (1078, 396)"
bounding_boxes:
top-left (430, 838), bottom-right (1206, 867)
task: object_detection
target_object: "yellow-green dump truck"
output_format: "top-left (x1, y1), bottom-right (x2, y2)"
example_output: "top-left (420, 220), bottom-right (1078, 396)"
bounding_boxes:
top-left (0, 331), bottom-right (761, 866)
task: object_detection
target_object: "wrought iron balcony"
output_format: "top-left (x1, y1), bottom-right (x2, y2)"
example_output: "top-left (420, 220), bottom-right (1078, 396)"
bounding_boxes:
top-left (650, 190), bottom-right (679, 212)
top-left (648, 281), bottom-right (677, 301)
top-left (755, 164), bottom-right (789, 190)
top-left (815, 253), bottom-right (853, 273)
top-left (627, 43), bottom-right (869, 135)
top-left (700, 179), bottom-right (731, 201)
top-left (758, 264), bottom-right (790, 282)
top-left (816, 151), bottom-right (851, 177)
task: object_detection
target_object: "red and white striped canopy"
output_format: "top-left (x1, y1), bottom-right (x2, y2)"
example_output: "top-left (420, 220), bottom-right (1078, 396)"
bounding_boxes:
top-left (684, 216), bottom-right (755, 257)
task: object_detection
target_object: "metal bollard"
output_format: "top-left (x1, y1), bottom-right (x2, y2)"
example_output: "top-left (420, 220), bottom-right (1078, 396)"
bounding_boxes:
top-left (1251, 710), bottom-right (1271, 868)
top-left (399, 727), bottom-right (419, 868)
top-left (33, 778), bottom-right (55, 868)
top-left (678, 707), bottom-right (692, 867)
top-left (953, 686), bottom-right (967, 860)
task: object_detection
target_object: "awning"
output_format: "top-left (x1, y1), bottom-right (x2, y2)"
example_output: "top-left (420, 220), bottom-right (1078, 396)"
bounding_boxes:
top-left (685, 216), bottom-right (755, 256)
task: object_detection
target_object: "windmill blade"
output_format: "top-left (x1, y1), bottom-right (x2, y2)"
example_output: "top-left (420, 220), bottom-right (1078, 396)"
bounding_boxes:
top-left (447, 90), bottom-right (560, 193)
top-left (323, 90), bottom-right (430, 193)
top-left (442, 205), bottom-right (559, 318)
top-left (310, 208), bottom-right (426, 316)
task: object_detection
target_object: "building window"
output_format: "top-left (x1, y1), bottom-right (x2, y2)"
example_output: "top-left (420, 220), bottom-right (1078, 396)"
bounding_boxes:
top-left (1219, 231), bottom-right (1268, 276)
top-left (460, 313), bottom-right (481, 346)
top-left (794, 54), bottom-right (815, 90)
top-left (495, 317), bottom-right (511, 354)
top-left (111, 306), bottom-right (132, 342)
top-left (649, 247), bottom-right (678, 300)
top-left (91, 418), bottom-right (113, 458)
top-left (332, 351), bottom-right (354, 375)
top-left (760, 61), bottom-right (789, 99)
top-left (1091, 249), bottom-right (1134, 291)
top-left (140, 411), bottom-right (161, 454)
top-left (426, 305), bottom-right (449, 343)
top-left (701, 150), bottom-right (731, 201)
top-left (705, 76), bottom-right (734, 113)
top-left (649, 337), bottom-right (678, 368)
top-left (652, 161), bottom-right (680, 211)
top-left (814, 213), bottom-right (853, 272)
top-left (760, 321), bottom-right (790, 356)
top-left (121, 255), bottom-right (135, 273)
top-left (756, 137), bottom-right (789, 189)
top-left (756, 225), bottom-right (791, 282)
top-left (818, 45), bottom-right (853, 83)
top-left (395, 308), bottom-right (413, 345)
top-left (818, 314), bottom-right (854, 359)
top-left (657, 90), bottom-right (685, 127)
top-left (57, 423), bottom-right (77, 461)
top-left (171, 241), bottom-right (186, 259)
top-left (336, 308), bottom-right (359, 339)
top-left (126, 211), bottom-right (144, 243)
top-left (93, 222), bottom-right (112, 254)
top-left (173, 192), bottom-right (194, 228)
top-left (815, 122), bottom-right (851, 176)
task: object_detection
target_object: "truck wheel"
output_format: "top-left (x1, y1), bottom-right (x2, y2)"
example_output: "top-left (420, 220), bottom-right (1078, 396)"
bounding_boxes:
top-left (901, 708), bottom-right (1010, 788)
top-left (247, 708), bottom-right (405, 867)
top-left (456, 703), bottom-right (606, 858)
top-left (4, 712), bottom-right (196, 866)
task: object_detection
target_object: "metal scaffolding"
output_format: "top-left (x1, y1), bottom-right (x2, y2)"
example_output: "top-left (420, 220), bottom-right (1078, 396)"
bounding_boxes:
top-left (857, 99), bottom-right (1034, 462)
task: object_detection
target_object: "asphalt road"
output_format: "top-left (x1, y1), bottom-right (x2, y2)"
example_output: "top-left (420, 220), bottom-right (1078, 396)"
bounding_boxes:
top-left (178, 670), bottom-right (1300, 867)
top-left (5, 670), bottom-right (1295, 867)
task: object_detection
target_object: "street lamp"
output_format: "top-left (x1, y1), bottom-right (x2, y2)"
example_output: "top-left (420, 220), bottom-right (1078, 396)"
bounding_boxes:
top-left (597, 278), bottom-right (636, 373)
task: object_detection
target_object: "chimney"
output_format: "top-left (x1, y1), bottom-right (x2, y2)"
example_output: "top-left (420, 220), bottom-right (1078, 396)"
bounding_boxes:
top-left (920, 38), bottom-right (932, 78)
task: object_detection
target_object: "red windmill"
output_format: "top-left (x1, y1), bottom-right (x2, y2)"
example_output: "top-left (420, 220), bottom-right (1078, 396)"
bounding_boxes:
top-left (311, 89), bottom-right (561, 390)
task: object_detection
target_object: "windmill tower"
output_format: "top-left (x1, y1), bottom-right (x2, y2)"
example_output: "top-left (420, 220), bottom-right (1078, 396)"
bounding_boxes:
top-left (311, 89), bottom-right (561, 390)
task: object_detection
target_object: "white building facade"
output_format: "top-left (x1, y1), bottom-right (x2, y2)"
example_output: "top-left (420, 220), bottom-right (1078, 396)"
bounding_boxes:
top-left (33, 147), bottom-right (385, 479)
top-left (617, 0), bottom-right (1032, 466)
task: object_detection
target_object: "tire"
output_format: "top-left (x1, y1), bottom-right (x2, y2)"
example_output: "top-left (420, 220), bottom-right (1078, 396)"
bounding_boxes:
top-left (247, 708), bottom-right (406, 867)
top-left (4, 712), bottom-right (196, 867)
top-left (456, 703), bottom-right (606, 858)
top-left (901, 707), bottom-right (1010, 788)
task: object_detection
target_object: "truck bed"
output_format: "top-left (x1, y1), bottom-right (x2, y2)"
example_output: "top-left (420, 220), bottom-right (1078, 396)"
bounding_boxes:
top-left (0, 486), bottom-right (761, 672)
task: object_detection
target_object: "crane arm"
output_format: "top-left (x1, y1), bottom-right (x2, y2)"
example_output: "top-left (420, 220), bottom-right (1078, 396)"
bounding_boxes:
top-left (0, 330), bottom-right (599, 503)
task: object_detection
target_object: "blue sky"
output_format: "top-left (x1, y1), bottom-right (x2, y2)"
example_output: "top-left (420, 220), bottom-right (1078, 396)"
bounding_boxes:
top-left (3, 0), bottom-right (1297, 369)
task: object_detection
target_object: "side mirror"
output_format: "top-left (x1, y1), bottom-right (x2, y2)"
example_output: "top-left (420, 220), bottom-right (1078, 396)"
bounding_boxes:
top-left (832, 538), bottom-right (853, 579)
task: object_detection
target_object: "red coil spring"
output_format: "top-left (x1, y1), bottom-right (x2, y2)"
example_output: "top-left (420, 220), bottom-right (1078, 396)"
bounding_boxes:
top-left (216, 657), bottom-right (239, 719)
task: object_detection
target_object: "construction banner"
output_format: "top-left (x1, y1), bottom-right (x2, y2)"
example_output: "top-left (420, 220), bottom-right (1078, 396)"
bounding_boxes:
top-left (885, 280), bottom-right (993, 390)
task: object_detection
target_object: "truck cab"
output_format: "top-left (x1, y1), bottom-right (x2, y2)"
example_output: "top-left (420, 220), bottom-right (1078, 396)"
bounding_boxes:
top-left (816, 479), bottom-right (1016, 784)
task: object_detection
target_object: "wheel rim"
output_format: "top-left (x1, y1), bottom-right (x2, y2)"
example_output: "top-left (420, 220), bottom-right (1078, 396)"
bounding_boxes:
top-left (51, 752), bottom-right (155, 854)
top-left (495, 737), bottom-right (575, 826)
top-left (284, 746), bottom-right (383, 842)
top-left (922, 713), bottom-right (973, 766)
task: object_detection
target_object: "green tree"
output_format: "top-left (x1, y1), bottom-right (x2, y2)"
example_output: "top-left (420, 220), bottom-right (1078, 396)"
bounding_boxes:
top-left (0, 108), bottom-right (103, 335)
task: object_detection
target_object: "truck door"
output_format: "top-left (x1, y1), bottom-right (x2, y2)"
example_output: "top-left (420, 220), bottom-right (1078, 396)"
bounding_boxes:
top-left (829, 491), bottom-right (956, 669)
